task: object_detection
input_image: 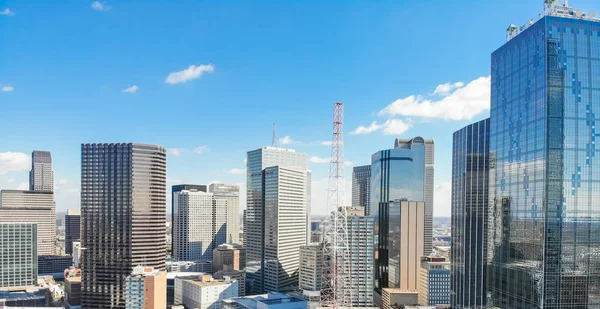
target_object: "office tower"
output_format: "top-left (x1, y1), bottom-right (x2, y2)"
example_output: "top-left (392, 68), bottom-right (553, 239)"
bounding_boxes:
top-left (72, 241), bottom-right (82, 267)
top-left (213, 243), bottom-right (246, 272)
top-left (418, 257), bottom-right (450, 306)
top-left (222, 292), bottom-right (308, 309)
top-left (0, 190), bottom-right (56, 255)
top-left (487, 2), bottom-right (600, 308)
top-left (246, 147), bottom-right (309, 293)
top-left (80, 143), bottom-right (166, 309)
top-left (299, 244), bottom-right (323, 293)
top-left (38, 255), bottom-right (73, 278)
top-left (209, 183), bottom-right (240, 244)
top-left (172, 184), bottom-right (207, 242)
top-left (65, 209), bottom-right (81, 255)
top-left (65, 275), bottom-right (82, 309)
top-left (342, 206), bottom-right (375, 307)
top-left (386, 201), bottom-right (425, 290)
top-left (174, 274), bottom-right (238, 309)
top-left (29, 150), bottom-right (54, 192)
top-left (371, 137), bottom-right (433, 291)
top-left (0, 223), bottom-right (37, 289)
top-left (173, 189), bottom-right (227, 261)
top-left (351, 165), bottom-right (371, 214)
top-left (125, 266), bottom-right (167, 309)
top-left (306, 171), bottom-right (312, 244)
top-left (451, 118), bottom-right (490, 309)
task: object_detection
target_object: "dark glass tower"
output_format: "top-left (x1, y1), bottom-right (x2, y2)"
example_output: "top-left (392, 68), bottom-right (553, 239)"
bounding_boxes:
top-left (65, 210), bottom-right (80, 255)
top-left (371, 137), bottom-right (434, 291)
top-left (81, 143), bottom-right (166, 309)
top-left (352, 165), bottom-right (371, 214)
top-left (488, 2), bottom-right (600, 307)
top-left (451, 118), bottom-right (489, 309)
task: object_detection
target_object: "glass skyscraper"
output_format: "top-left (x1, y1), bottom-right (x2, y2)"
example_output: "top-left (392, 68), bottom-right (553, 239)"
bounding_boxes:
top-left (81, 143), bottom-right (166, 309)
top-left (371, 137), bottom-right (434, 291)
top-left (488, 2), bottom-right (600, 307)
top-left (352, 165), bottom-right (371, 214)
top-left (451, 118), bottom-right (489, 309)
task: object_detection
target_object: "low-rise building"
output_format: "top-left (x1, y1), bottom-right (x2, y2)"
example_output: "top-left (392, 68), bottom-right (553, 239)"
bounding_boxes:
top-left (38, 255), bottom-right (73, 279)
top-left (167, 260), bottom-right (212, 273)
top-left (222, 292), bottom-right (307, 309)
top-left (167, 272), bottom-right (203, 307)
top-left (214, 270), bottom-right (246, 297)
top-left (381, 288), bottom-right (419, 309)
top-left (418, 257), bottom-right (450, 307)
top-left (175, 274), bottom-right (238, 309)
top-left (64, 275), bottom-right (81, 309)
top-left (125, 266), bottom-right (167, 309)
top-left (213, 243), bottom-right (246, 272)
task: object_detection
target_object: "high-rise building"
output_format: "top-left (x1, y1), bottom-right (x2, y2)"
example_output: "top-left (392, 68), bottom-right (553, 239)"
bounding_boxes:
top-left (80, 143), bottom-right (166, 309)
top-left (209, 183), bottom-right (240, 244)
top-left (487, 2), bottom-right (600, 308)
top-left (387, 201), bottom-right (425, 291)
top-left (174, 274), bottom-right (238, 309)
top-left (246, 147), bottom-right (309, 293)
top-left (371, 137), bottom-right (433, 291)
top-left (213, 243), bottom-right (246, 272)
top-left (451, 118), bottom-right (490, 309)
top-left (72, 241), bottom-right (82, 268)
top-left (351, 165), bottom-right (371, 214)
top-left (125, 266), bottom-right (167, 309)
top-left (29, 150), bottom-right (54, 192)
top-left (65, 275), bottom-right (82, 309)
top-left (0, 223), bottom-right (37, 289)
top-left (172, 184), bottom-right (207, 244)
top-left (299, 244), bottom-right (323, 293)
top-left (38, 255), bottom-right (73, 278)
top-left (0, 190), bottom-right (56, 255)
top-left (342, 206), bottom-right (375, 307)
top-left (173, 189), bottom-right (227, 261)
top-left (418, 257), bottom-right (450, 307)
top-left (65, 209), bottom-right (81, 256)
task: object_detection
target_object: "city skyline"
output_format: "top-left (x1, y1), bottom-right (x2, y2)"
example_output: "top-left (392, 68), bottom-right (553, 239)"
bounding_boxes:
top-left (6, 1), bottom-right (600, 217)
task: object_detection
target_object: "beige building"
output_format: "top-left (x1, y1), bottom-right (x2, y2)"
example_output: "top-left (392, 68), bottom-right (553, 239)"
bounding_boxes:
top-left (0, 190), bottom-right (56, 256)
top-left (213, 243), bottom-right (246, 272)
top-left (174, 274), bottom-right (238, 309)
top-left (388, 201), bottom-right (425, 291)
top-left (381, 288), bottom-right (419, 309)
top-left (125, 266), bottom-right (167, 309)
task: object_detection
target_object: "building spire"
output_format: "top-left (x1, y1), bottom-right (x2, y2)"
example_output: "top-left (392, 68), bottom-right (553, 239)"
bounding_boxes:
top-left (272, 123), bottom-right (278, 147)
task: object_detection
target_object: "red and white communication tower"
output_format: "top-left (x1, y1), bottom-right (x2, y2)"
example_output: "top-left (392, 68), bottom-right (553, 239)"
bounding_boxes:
top-left (321, 102), bottom-right (352, 308)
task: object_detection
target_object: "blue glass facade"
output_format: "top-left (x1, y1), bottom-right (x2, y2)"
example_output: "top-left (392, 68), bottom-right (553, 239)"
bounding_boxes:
top-left (489, 14), bottom-right (600, 308)
top-left (371, 138), bottom-right (429, 291)
top-left (451, 118), bottom-right (490, 309)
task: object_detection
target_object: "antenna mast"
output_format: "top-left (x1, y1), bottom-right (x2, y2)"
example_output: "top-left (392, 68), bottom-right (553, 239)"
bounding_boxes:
top-left (321, 102), bottom-right (351, 308)
top-left (272, 123), bottom-right (278, 147)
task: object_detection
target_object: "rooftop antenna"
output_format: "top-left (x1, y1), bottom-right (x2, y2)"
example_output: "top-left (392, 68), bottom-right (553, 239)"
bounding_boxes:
top-left (272, 123), bottom-right (278, 147)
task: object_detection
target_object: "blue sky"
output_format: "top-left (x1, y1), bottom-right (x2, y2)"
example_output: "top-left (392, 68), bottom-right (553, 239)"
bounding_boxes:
top-left (2, 0), bottom-right (599, 217)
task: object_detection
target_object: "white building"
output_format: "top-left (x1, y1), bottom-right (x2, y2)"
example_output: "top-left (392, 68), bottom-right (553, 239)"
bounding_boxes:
top-left (174, 274), bottom-right (238, 309)
top-left (72, 241), bottom-right (82, 268)
top-left (173, 190), bottom-right (227, 261)
top-left (246, 147), bottom-right (309, 294)
top-left (0, 190), bottom-right (56, 255)
top-left (0, 223), bottom-right (37, 289)
top-left (209, 184), bottom-right (240, 244)
top-left (299, 244), bottom-right (323, 293)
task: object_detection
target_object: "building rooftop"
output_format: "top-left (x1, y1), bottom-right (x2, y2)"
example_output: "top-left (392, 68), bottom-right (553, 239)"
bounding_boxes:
top-left (224, 292), bottom-right (307, 309)
top-left (166, 272), bottom-right (204, 280)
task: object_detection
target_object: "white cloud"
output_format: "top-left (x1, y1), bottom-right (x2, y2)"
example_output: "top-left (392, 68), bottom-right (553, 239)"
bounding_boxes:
top-left (434, 181), bottom-right (451, 217)
top-left (91, 1), bottom-right (111, 11)
top-left (209, 180), bottom-right (221, 185)
top-left (243, 158), bottom-right (247, 165)
top-left (0, 152), bottom-right (30, 175)
top-left (344, 161), bottom-right (354, 167)
top-left (351, 119), bottom-right (411, 135)
top-left (165, 64), bottom-right (215, 85)
top-left (229, 168), bottom-right (246, 175)
top-left (320, 141), bottom-right (332, 146)
top-left (167, 177), bottom-right (182, 184)
top-left (379, 76), bottom-right (490, 120)
top-left (310, 177), bottom-right (352, 216)
top-left (122, 85), bottom-right (138, 93)
top-left (310, 156), bottom-right (330, 164)
top-left (58, 179), bottom-right (68, 185)
top-left (1, 86), bottom-right (14, 92)
top-left (193, 146), bottom-right (210, 154)
top-left (16, 182), bottom-right (28, 190)
top-left (279, 136), bottom-right (300, 145)
top-left (0, 8), bottom-right (15, 16)
top-left (168, 148), bottom-right (183, 156)
top-left (433, 81), bottom-right (464, 96)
